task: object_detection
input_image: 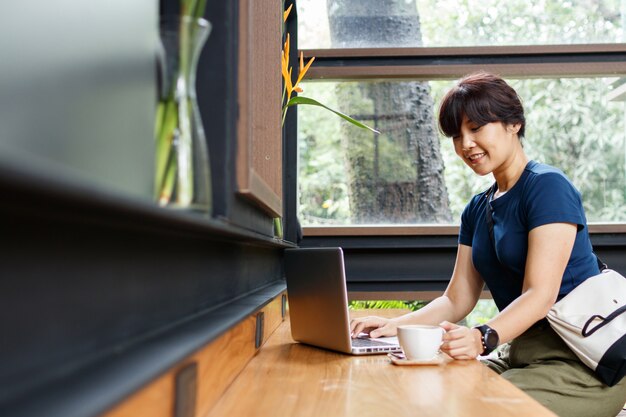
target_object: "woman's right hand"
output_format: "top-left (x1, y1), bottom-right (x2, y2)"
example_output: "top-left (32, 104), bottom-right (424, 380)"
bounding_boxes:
top-left (349, 316), bottom-right (398, 338)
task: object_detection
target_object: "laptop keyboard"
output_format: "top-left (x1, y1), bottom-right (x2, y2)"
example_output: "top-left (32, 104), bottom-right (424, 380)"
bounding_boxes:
top-left (352, 337), bottom-right (396, 348)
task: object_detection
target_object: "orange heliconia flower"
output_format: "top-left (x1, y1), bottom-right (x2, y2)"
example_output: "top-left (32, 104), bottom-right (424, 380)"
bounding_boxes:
top-left (283, 4), bottom-right (293, 23)
top-left (295, 51), bottom-right (315, 88)
top-left (281, 31), bottom-right (315, 102)
top-left (279, 2), bottom-right (378, 133)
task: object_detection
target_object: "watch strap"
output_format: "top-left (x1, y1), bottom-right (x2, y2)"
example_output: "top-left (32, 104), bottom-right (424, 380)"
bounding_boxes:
top-left (474, 324), bottom-right (498, 356)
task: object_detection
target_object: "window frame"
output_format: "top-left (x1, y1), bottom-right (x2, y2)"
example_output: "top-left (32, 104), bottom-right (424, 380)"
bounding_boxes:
top-left (302, 224), bottom-right (626, 237)
top-left (304, 44), bottom-right (626, 79)
top-left (236, 0), bottom-right (283, 218)
top-left (292, 43), bottom-right (626, 235)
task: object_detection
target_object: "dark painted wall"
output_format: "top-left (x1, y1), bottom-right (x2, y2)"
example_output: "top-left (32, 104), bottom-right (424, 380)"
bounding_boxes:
top-left (0, 1), bottom-right (288, 414)
top-left (302, 234), bottom-right (626, 294)
top-left (0, 196), bottom-right (282, 404)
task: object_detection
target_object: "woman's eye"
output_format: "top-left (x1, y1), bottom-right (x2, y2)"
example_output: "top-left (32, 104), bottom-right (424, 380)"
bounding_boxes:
top-left (471, 126), bottom-right (481, 132)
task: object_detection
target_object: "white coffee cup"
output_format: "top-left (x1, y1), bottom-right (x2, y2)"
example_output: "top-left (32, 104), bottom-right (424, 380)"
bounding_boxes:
top-left (396, 325), bottom-right (444, 360)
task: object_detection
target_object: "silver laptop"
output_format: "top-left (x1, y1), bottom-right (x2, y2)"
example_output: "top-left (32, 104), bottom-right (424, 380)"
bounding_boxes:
top-left (284, 247), bottom-right (401, 355)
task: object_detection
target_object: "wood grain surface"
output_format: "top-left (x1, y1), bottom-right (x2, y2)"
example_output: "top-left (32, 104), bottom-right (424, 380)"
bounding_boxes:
top-left (207, 309), bottom-right (557, 417)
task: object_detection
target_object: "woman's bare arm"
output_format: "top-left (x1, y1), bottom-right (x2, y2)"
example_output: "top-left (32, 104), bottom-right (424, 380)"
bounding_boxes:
top-left (350, 244), bottom-right (483, 338)
top-left (441, 222), bottom-right (577, 359)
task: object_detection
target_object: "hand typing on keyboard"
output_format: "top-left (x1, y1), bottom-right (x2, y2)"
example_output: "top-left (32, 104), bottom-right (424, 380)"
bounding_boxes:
top-left (350, 316), bottom-right (398, 338)
top-left (352, 337), bottom-right (397, 348)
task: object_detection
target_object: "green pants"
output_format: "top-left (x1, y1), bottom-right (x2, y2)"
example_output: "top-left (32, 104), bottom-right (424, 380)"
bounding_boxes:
top-left (484, 320), bottom-right (626, 417)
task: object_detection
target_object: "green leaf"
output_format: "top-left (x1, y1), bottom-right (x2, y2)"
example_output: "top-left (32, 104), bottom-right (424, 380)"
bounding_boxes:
top-left (287, 96), bottom-right (380, 134)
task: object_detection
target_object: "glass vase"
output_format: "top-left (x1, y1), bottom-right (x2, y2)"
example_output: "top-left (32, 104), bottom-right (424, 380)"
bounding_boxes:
top-left (154, 16), bottom-right (212, 212)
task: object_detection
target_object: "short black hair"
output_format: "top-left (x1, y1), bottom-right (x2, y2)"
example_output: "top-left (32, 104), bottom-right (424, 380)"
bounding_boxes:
top-left (438, 72), bottom-right (525, 139)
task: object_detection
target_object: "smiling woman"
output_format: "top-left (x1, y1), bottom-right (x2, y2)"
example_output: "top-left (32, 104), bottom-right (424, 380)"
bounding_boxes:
top-left (348, 72), bottom-right (626, 417)
top-left (439, 72), bottom-right (527, 181)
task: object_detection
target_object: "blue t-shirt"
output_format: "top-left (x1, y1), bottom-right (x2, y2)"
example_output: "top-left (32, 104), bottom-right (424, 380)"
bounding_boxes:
top-left (458, 160), bottom-right (599, 311)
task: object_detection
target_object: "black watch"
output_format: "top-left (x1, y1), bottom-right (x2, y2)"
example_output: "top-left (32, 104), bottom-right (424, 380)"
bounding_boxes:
top-left (474, 324), bottom-right (499, 356)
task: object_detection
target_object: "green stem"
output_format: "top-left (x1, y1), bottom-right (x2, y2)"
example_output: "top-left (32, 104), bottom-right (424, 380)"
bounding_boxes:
top-left (281, 84), bottom-right (287, 110)
top-left (154, 101), bottom-right (165, 140)
top-left (155, 99), bottom-right (179, 199)
top-left (273, 217), bottom-right (283, 239)
top-left (281, 104), bottom-right (289, 127)
top-left (193, 0), bottom-right (207, 18)
top-left (181, 0), bottom-right (197, 17)
top-left (159, 154), bottom-right (177, 205)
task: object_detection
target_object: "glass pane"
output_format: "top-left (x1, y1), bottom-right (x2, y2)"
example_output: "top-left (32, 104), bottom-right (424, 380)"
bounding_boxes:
top-left (297, 77), bottom-right (626, 225)
top-left (297, 0), bottom-right (623, 49)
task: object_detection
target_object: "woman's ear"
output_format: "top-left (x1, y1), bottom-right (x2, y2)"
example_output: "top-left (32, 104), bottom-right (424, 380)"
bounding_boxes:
top-left (508, 123), bottom-right (522, 135)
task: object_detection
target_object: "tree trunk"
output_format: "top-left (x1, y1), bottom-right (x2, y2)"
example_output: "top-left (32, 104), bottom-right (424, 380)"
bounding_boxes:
top-left (327, 0), bottom-right (451, 223)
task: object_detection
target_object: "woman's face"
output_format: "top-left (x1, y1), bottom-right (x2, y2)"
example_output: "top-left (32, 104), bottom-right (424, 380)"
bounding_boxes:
top-left (452, 117), bottom-right (521, 176)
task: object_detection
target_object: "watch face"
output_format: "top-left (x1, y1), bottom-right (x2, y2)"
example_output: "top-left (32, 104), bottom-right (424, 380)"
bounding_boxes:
top-left (485, 329), bottom-right (499, 348)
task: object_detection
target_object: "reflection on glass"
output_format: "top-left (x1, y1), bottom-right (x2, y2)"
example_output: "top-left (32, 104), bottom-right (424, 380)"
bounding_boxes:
top-left (0, 0), bottom-right (157, 198)
top-left (297, 0), bottom-right (623, 49)
top-left (298, 80), bottom-right (452, 225)
top-left (298, 78), bottom-right (626, 225)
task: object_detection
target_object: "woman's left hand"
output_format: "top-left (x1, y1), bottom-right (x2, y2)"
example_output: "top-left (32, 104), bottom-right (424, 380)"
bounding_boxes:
top-left (439, 321), bottom-right (483, 360)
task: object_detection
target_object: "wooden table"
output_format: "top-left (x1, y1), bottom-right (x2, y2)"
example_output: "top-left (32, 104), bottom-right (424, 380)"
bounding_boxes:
top-left (207, 310), bottom-right (557, 417)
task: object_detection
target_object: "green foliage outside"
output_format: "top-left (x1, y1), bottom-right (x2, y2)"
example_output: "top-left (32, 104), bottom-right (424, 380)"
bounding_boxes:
top-left (463, 300), bottom-right (500, 327)
top-left (349, 300), bottom-right (429, 311)
top-left (298, 0), bottom-right (626, 225)
top-left (349, 299), bottom-right (499, 326)
top-left (416, 0), bottom-right (622, 47)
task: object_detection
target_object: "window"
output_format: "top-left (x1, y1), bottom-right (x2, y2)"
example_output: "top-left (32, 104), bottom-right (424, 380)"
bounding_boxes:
top-left (298, 77), bottom-right (626, 225)
top-left (298, 0), bottom-right (623, 49)
top-left (295, 0), bottom-right (626, 229)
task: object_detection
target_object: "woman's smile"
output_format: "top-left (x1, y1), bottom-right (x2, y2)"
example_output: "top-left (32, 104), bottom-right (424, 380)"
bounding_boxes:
top-left (453, 117), bottom-right (523, 178)
top-left (466, 152), bottom-right (487, 164)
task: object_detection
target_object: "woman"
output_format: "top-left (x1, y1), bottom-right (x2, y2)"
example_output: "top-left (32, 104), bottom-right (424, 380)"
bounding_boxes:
top-left (350, 72), bottom-right (626, 417)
